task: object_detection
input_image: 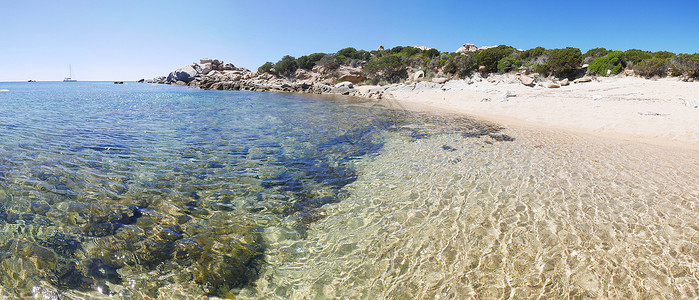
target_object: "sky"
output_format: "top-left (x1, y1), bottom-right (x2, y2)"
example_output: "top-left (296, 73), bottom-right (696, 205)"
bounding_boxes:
top-left (1, 0), bottom-right (698, 81)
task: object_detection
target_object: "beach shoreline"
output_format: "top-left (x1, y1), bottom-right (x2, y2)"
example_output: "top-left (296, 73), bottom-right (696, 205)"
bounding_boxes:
top-left (148, 58), bottom-right (698, 151)
top-left (351, 76), bottom-right (699, 151)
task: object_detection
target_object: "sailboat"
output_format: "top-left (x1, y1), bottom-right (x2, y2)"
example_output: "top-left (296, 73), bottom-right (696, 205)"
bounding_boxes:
top-left (63, 64), bottom-right (77, 82)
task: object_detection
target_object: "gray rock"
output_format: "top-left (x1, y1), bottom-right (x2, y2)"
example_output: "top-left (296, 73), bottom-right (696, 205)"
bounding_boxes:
top-left (456, 43), bottom-right (478, 54)
top-left (335, 81), bottom-right (353, 88)
top-left (431, 77), bottom-right (448, 84)
top-left (412, 70), bottom-right (425, 81)
top-left (200, 58), bottom-right (213, 64)
top-left (167, 65), bottom-right (199, 83)
top-left (200, 63), bottom-right (213, 75)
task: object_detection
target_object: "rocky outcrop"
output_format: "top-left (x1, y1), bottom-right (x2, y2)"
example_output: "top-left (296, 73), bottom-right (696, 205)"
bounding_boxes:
top-left (456, 44), bottom-right (478, 54)
top-left (166, 65), bottom-right (199, 83)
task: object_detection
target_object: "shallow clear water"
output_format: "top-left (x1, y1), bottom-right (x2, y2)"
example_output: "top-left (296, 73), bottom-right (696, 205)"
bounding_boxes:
top-left (0, 82), bottom-right (518, 298)
top-left (1, 83), bottom-right (698, 299)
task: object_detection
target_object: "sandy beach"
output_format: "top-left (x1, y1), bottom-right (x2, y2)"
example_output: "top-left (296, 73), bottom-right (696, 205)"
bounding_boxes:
top-left (357, 76), bottom-right (699, 150)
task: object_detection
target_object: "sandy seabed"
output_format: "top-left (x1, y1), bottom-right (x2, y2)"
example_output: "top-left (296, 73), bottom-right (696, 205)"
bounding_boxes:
top-left (235, 77), bottom-right (698, 299)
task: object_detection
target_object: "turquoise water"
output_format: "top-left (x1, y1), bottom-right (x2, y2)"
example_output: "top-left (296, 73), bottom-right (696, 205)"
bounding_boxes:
top-left (0, 82), bottom-right (513, 298)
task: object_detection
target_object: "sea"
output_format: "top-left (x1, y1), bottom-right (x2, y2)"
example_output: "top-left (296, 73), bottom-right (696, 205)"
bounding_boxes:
top-left (0, 81), bottom-right (696, 299)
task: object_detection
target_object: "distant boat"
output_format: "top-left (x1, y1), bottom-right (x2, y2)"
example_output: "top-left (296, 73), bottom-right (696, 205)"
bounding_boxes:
top-left (28, 80), bottom-right (36, 82)
top-left (63, 64), bottom-right (77, 82)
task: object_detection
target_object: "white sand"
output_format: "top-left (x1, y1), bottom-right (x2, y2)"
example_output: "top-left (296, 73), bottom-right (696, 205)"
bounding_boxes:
top-left (357, 77), bottom-right (699, 150)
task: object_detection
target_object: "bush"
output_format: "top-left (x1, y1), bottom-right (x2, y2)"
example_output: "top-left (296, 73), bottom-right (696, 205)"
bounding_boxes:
top-left (444, 53), bottom-right (478, 76)
top-left (546, 47), bottom-right (583, 78)
top-left (520, 46), bottom-right (546, 61)
top-left (583, 48), bottom-right (609, 59)
top-left (337, 47), bottom-right (357, 59)
top-left (423, 48), bottom-right (440, 58)
top-left (477, 45), bottom-right (517, 72)
top-left (588, 51), bottom-right (624, 76)
top-left (297, 53), bottom-right (326, 70)
top-left (670, 53), bottom-right (699, 78)
top-left (274, 55), bottom-right (298, 77)
top-left (634, 58), bottom-right (668, 78)
top-left (316, 54), bottom-right (340, 69)
top-left (652, 51), bottom-right (675, 60)
top-left (353, 50), bottom-right (371, 61)
top-left (399, 46), bottom-right (422, 57)
top-left (363, 54), bottom-right (407, 83)
top-left (622, 49), bottom-right (652, 67)
top-left (497, 56), bottom-right (521, 73)
top-left (258, 62), bottom-right (275, 74)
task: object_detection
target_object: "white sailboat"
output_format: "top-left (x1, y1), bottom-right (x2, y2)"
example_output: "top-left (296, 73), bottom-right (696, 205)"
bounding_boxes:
top-left (63, 64), bottom-right (77, 82)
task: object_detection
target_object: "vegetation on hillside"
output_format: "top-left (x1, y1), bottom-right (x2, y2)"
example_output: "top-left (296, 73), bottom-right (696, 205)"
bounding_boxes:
top-left (258, 44), bottom-right (699, 83)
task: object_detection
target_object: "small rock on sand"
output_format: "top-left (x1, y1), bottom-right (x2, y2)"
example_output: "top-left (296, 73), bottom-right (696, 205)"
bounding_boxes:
top-left (548, 83), bottom-right (561, 88)
top-left (519, 75), bottom-right (534, 86)
top-left (685, 99), bottom-right (699, 108)
top-left (560, 78), bottom-right (569, 86)
top-left (574, 77), bottom-right (592, 84)
top-left (431, 77), bottom-right (448, 84)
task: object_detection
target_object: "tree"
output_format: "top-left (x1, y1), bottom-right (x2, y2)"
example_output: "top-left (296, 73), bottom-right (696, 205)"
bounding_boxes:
top-left (363, 54), bottom-right (407, 83)
top-left (274, 55), bottom-right (298, 77)
top-left (477, 45), bottom-right (516, 73)
top-left (258, 62), bottom-right (275, 74)
top-left (588, 51), bottom-right (624, 76)
top-left (635, 58), bottom-right (668, 78)
top-left (546, 47), bottom-right (583, 78)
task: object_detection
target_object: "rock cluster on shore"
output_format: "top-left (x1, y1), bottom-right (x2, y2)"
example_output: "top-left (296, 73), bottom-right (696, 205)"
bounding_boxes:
top-left (141, 58), bottom-right (367, 96)
top-left (142, 58), bottom-right (601, 103)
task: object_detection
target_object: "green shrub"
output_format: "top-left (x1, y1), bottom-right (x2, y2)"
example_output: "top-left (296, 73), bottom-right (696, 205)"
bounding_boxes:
top-left (583, 48), bottom-right (609, 59)
top-left (588, 51), bottom-right (624, 76)
top-left (477, 45), bottom-right (517, 72)
top-left (443, 53), bottom-right (478, 76)
top-left (297, 53), bottom-right (327, 70)
top-left (258, 62), bottom-right (275, 74)
top-left (354, 50), bottom-right (371, 61)
top-left (497, 56), bottom-right (521, 73)
top-left (316, 54), bottom-right (340, 69)
top-left (363, 54), bottom-right (407, 83)
top-left (546, 47), bottom-right (583, 77)
top-left (634, 58), bottom-right (668, 78)
top-left (337, 47), bottom-right (357, 58)
top-left (520, 47), bottom-right (546, 61)
top-left (423, 48), bottom-right (440, 58)
top-left (622, 49), bottom-right (652, 67)
top-left (652, 51), bottom-right (675, 60)
top-left (388, 46), bottom-right (404, 55)
top-left (670, 53), bottom-right (699, 78)
top-left (400, 46), bottom-right (422, 57)
top-left (274, 55), bottom-right (298, 77)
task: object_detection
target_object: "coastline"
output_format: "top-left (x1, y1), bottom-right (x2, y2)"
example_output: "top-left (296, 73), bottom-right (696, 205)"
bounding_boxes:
top-left (146, 59), bottom-right (699, 152)
top-left (354, 77), bottom-right (699, 151)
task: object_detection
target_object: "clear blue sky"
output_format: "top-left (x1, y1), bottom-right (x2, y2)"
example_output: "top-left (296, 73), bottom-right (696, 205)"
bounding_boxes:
top-left (2, 0), bottom-right (697, 81)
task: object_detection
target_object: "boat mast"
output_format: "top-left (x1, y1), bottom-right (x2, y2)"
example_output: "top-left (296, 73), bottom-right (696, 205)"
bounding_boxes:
top-left (69, 64), bottom-right (72, 78)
